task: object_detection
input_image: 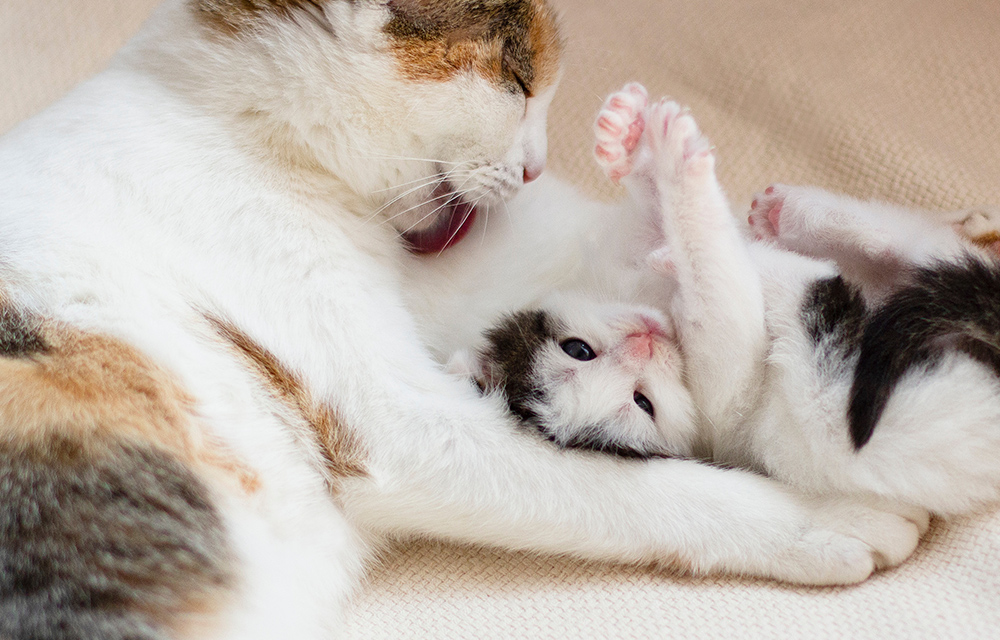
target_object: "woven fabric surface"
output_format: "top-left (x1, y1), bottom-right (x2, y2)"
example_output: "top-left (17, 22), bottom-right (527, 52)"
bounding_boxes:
top-left (2, 1), bottom-right (999, 638)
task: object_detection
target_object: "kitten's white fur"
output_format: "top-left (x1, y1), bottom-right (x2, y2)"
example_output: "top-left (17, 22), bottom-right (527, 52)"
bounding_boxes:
top-left (492, 84), bottom-right (1000, 521)
top-left (1, 5), bottom-right (927, 636)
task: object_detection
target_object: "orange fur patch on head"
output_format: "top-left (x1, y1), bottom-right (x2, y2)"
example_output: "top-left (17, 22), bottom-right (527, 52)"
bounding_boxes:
top-left (195, 0), bottom-right (334, 35)
top-left (385, 0), bottom-right (563, 95)
top-left (206, 315), bottom-right (368, 486)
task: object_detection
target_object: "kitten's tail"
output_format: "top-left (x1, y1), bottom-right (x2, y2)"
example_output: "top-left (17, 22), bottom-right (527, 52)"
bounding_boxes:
top-left (849, 255), bottom-right (1000, 448)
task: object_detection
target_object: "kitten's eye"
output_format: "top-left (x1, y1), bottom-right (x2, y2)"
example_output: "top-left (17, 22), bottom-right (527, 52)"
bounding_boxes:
top-left (634, 391), bottom-right (655, 419)
top-left (560, 338), bottom-right (596, 361)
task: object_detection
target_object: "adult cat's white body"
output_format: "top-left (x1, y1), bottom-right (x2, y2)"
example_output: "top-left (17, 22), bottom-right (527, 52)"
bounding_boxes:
top-left (0, 3), bottom-right (925, 637)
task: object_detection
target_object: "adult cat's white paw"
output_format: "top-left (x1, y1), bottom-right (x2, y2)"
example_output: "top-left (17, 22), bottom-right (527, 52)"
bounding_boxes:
top-left (772, 496), bottom-right (926, 585)
top-left (594, 83), bottom-right (648, 183)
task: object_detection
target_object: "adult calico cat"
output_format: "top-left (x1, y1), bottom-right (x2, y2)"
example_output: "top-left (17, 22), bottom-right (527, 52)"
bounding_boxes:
top-left (0, 3), bottom-right (922, 638)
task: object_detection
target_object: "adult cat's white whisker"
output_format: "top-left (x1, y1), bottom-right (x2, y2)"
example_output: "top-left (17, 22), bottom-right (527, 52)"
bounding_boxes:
top-left (367, 173), bottom-right (474, 223)
top-left (370, 168), bottom-right (474, 196)
top-left (383, 189), bottom-right (461, 228)
top-left (397, 189), bottom-right (468, 235)
top-left (338, 143), bottom-right (464, 167)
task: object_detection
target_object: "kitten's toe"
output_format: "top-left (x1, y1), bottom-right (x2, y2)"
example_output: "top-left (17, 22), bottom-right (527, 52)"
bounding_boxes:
top-left (594, 83), bottom-right (649, 183)
top-left (645, 245), bottom-right (676, 274)
top-left (644, 99), bottom-right (715, 180)
top-left (748, 185), bottom-right (784, 241)
top-left (948, 207), bottom-right (1000, 254)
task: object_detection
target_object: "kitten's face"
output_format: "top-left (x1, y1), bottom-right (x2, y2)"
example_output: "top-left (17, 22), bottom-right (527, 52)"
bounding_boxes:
top-left (473, 295), bottom-right (698, 458)
top-left (195, 0), bottom-right (563, 254)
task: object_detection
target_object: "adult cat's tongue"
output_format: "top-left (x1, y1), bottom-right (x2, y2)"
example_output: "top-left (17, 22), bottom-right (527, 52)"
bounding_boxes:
top-left (402, 184), bottom-right (477, 254)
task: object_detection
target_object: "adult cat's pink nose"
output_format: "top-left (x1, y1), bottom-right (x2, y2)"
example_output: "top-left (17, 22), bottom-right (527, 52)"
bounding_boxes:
top-left (523, 162), bottom-right (545, 184)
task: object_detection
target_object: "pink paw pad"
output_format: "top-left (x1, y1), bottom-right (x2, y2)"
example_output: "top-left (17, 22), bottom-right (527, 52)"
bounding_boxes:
top-left (594, 83), bottom-right (649, 183)
top-left (748, 185), bottom-right (785, 240)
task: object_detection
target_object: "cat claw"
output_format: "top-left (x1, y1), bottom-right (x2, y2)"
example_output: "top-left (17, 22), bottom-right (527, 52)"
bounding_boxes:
top-left (594, 83), bottom-right (649, 184)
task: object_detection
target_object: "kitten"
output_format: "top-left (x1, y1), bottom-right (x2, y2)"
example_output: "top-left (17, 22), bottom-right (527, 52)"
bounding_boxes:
top-left (0, 5), bottom-right (928, 637)
top-left (465, 84), bottom-right (1000, 518)
top-left (449, 292), bottom-right (696, 458)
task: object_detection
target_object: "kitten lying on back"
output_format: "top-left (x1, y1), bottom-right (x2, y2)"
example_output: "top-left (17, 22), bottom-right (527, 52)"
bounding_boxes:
top-left (458, 84), bottom-right (1000, 517)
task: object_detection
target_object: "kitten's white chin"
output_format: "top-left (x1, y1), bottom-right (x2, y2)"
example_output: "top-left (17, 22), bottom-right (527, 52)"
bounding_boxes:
top-left (401, 181), bottom-right (479, 254)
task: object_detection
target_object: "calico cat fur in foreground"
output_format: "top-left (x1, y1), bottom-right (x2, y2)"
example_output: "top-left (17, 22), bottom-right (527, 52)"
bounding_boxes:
top-left (0, 5), bottom-right (928, 639)
top-left (461, 84), bottom-right (1000, 517)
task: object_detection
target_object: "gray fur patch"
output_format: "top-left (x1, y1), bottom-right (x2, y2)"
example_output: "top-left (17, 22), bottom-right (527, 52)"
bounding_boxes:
top-left (0, 437), bottom-right (235, 639)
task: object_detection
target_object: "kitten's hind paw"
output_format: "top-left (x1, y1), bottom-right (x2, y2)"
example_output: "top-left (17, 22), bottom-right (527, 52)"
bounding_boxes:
top-left (947, 207), bottom-right (1000, 255)
top-left (747, 185), bottom-right (783, 241)
top-left (594, 83), bottom-right (648, 184)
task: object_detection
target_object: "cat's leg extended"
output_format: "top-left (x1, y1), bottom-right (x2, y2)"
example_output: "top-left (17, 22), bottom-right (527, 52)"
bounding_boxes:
top-left (329, 89), bottom-right (924, 589)
top-left (603, 91), bottom-right (768, 429)
top-left (748, 184), bottom-right (1000, 295)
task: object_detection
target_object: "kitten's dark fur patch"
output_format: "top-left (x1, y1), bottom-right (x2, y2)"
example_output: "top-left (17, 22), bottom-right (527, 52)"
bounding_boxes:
top-left (802, 276), bottom-right (868, 354)
top-left (558, 424), bottom-right (657, 460)
top-left (0, 436), bottom-right (235, 640)
top-left (849, 256), bottom-right (1000, 448)
top-left (480, 309), bottom-right (560, 422)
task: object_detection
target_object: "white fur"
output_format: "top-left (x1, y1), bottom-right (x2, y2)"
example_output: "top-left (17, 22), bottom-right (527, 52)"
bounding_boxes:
top-left (0, 9), bottom-right (929, 637)
top-left (536, 85), bottom-right (1000, 521)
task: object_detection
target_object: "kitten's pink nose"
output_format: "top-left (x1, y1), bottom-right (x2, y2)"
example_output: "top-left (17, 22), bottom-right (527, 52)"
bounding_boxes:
top-left (523, 161), bottom-right (545, 184)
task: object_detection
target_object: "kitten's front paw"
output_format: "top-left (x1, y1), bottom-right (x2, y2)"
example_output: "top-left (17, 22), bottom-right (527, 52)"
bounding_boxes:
top-left (643, 99), bottom-right (715, 182)
top-left (594, 83), bottom-right (648, 184)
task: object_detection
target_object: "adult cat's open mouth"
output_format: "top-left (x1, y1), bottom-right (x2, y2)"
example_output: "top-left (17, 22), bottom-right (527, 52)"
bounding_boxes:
top-left (401, 181), bottom-right (478, 255)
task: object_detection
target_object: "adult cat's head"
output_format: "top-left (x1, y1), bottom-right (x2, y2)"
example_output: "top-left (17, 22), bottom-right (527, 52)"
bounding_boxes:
top-left (140, 0), bottom-right (563, 253)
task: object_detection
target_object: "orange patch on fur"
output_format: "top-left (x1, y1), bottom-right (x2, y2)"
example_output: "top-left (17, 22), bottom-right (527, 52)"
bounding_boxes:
top-left (387, 0), bottom-right (563, 94)
top-left (970, 231), bottom-right (1000, 249)
top-left (195, 0), bottom-right (333, 35)
top-left (0, 300), bottom-right (261, 496)
top-left (206, 315), bottom-right (368, 485)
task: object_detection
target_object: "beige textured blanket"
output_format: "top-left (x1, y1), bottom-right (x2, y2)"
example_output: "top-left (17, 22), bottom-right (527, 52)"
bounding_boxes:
top-left (3, 1), bottom-right (999, 637)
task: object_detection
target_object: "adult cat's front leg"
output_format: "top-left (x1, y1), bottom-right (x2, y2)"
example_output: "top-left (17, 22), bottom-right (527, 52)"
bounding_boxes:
top-left (330, 88), bottom-right (927, 588)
